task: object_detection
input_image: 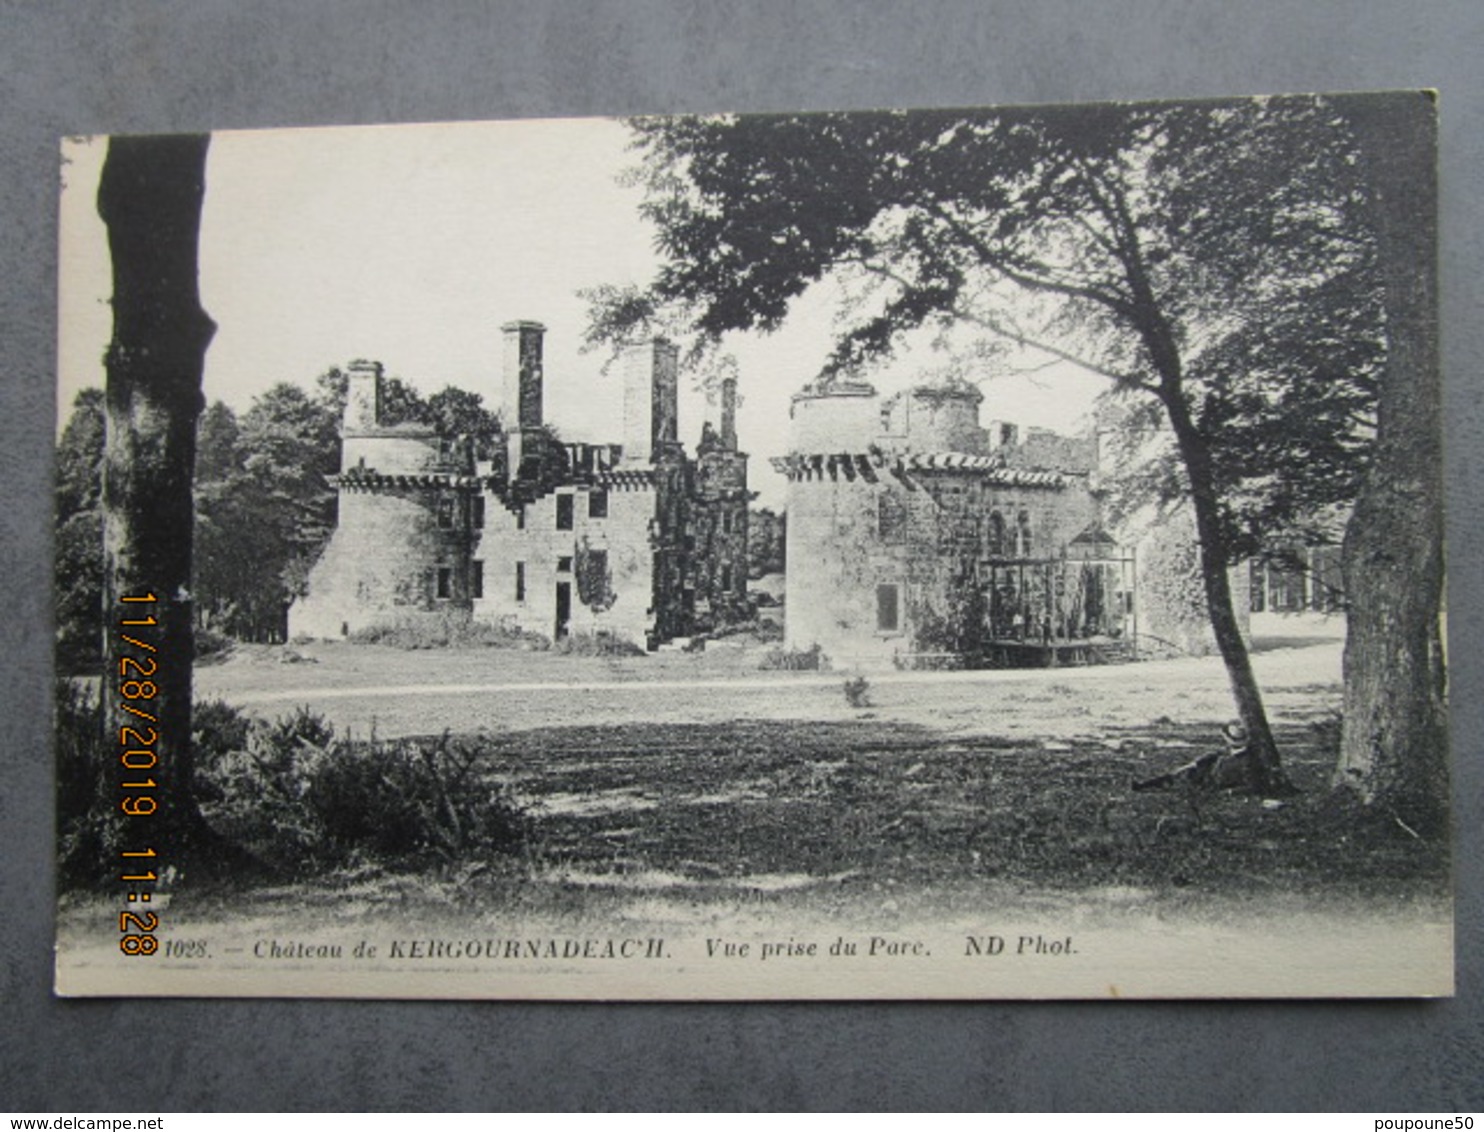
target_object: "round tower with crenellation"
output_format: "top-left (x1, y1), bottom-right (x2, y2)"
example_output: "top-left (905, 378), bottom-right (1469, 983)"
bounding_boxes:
top-left (288, 360), bottom-right (478, 639)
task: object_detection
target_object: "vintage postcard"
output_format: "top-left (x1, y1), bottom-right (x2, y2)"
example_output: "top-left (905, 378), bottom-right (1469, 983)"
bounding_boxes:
top-left (54, 94), bottom-right (1451, 999)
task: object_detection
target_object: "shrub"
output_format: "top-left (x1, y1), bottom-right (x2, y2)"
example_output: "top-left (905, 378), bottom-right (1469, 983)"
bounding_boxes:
top-left (706, 613), bottom-right (783, 643)
top-left (348, 611), bottom-right (548, 650)
top-left (192, 699), bottom-right (254, 768)
top-left (910, 576), bottom-right (990, 656)
top-left (751, 619), bottom-right (785, 643)
top-left (843, 675), bottom-right (872, 708)
top-left (197, 707), bottom-right (529, 875)
top-left (309, 732), bottom-right (529, 864)
top-left (555, 630), bottom-right (646, 658)
top-left (60, 692), bottom-right (530, 885)
top-left (56, 679), bottom-right (115, 888)
top-left (201, 708), bottom-right (337, 869)
top-left (194, 625), bottom-right (235, 662)
top-left (760, 643), bottom-right (828, 671)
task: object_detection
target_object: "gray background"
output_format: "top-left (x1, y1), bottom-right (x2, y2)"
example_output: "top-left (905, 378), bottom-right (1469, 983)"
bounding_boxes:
top-left (3, 0), bottom-right (1480, 1111)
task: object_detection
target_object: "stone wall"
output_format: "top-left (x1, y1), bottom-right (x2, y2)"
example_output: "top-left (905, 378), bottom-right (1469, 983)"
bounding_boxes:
top-left (880, 386), bottom-right (988, 453)
top-left (291, 331), bottom-right (748, 651)
top-left (1004, 426), bottom-right (1098, 474)
top-left (785, 473), bottom-right (900, 666)
top-left (692, 446), bottom-right (750, 624)
top-left (789, 382), bottom-right (881, 452)
top-left (290, 409), bottom-right (474, 639)
top-left (784, 467), bottom-right (1107, 666)
top-left (471, 480), bottom-right (658, 647)
top-left (622, 340), bottom-right (679, 462)
top-left (289, 482), bottom-right (474, 638)
top-left (342, 426), bottom-right (457, 476)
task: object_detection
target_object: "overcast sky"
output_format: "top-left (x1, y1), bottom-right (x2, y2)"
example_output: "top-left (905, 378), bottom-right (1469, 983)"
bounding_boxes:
top-left (58, 115), bottom-right (1105, 506)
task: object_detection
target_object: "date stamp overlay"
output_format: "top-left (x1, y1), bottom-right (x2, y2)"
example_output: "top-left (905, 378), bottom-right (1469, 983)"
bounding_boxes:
top-left (115, 593), bottom-right (164, 958)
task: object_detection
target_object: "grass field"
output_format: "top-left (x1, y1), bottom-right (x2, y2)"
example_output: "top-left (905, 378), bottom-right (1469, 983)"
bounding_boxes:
top-left (56, 619), bottom-right (1452, 999)
top-left (177, 621), bottom-right (1448, 916)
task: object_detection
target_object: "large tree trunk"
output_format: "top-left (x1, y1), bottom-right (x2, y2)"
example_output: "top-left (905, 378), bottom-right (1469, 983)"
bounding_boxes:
top-left (97, 134), bottom-right (216, 865)
top-left (1336, 93), bottom-right (1448, 834)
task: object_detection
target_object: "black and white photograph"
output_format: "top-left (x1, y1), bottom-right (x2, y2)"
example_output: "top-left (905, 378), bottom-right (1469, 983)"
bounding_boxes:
top-left (53, 94), bottom-right (1450, 999)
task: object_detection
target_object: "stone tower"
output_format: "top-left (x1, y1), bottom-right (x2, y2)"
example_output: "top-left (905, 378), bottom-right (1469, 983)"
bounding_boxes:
top-left (288, 361), bottom-right (476, 639)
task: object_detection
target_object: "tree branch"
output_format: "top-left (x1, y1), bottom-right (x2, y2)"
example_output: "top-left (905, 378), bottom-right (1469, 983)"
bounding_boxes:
top-left (844, 249), bottom-right (1157, 393)
top-left (923, 201), bottom-right (1137, 318)
top-left (958, 307), bottom-right (1159, 392)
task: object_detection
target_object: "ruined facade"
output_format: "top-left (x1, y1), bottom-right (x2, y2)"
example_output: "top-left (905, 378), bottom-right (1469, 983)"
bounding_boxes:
top-left (773, 380), bottom-right (1133, 668)
top-left (773, 378), bottom-right (1259, 667)
top-left (289, 322), bottom-right (749, 649)
top-left (1250, 545), bottom-right (1344, 614)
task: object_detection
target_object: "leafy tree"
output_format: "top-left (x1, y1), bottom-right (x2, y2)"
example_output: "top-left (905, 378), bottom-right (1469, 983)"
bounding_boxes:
top-left (57, 387), bottom-right (107, 517)
top-left (194, 398), bottom-right (242, 483)
top-left (55, 389), bottom-right (106, 672)
top-left (231, 383), bottom-right (342, 638)
top-left (595, 98), bottom-right (1396, 795)
top-left (192, 399), bottom-right (279, 639)
top-left (425, 386), bottom-right (502, 458)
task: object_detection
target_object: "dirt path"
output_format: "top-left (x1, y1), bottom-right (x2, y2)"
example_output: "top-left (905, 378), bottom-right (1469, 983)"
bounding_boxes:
top-left (198, 637), bottom-right (1343, 741)
top-left (215, 645), bottom-right (1333, 704)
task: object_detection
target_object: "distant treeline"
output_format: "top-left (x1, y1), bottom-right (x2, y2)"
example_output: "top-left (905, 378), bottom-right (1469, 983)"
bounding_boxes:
top-left (54, 368), bottom-right (500, 670)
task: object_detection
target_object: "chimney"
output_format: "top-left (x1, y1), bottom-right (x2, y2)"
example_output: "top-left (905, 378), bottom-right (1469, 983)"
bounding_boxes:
top-left (623, 339), bottom-right (679, 462)
top-left (344, 360), bottom-right (383, 433)
top-left (501, 320), bottom-right (545, 431)
top-left (987, 420), bottom-right (1019, 450)
top-left (720, 375), bottom-right (738, 450)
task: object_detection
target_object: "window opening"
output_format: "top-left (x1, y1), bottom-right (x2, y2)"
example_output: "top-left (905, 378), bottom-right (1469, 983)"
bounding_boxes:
top-left (876, 583), bottom-right (900, 632)
top-left (1016, 510), bottom-right (1033, 557)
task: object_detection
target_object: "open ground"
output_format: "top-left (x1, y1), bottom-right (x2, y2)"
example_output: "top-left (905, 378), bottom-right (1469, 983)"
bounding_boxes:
top-left (57, 613), bottom-right (1451, 997)
top-left (193, 617), bottom-right (1446, 905)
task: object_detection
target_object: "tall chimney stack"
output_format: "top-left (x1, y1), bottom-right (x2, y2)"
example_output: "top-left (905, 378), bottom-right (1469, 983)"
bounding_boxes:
top-left (720, 375), bottom-right (738, 450)
top-left (501, 320), bottom-right (545, 431)
top-left (344, 359), bottom-right (383, 433)
top-left (623, 339), bottom-right (679, 462)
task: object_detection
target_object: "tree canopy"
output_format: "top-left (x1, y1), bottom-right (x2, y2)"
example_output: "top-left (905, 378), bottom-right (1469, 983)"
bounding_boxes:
top-left (592, 96), bottom-right (1394, 793)
top-left (599, 98), bottom-right (1380, 561)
